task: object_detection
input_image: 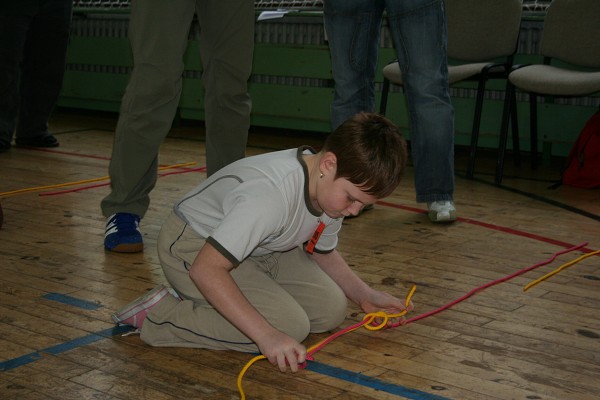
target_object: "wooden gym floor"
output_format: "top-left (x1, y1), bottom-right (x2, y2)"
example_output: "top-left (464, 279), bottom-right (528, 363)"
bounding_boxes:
top-left (1, 109), bottom-right (599, 400)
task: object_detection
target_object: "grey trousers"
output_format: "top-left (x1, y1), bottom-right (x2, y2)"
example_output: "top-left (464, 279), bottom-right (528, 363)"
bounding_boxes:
top-left (101, 0), bottom-right (254, 218)
top-left (140, 211), bottom-right (348, 352)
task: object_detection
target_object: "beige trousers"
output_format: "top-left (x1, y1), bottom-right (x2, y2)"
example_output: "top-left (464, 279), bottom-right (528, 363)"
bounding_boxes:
top-left (140, 211), bottom-right (347, 352)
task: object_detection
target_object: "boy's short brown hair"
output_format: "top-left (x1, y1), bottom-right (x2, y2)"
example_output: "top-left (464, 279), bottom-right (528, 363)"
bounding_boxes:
top-left (322, 112), bottom-right (407, 199)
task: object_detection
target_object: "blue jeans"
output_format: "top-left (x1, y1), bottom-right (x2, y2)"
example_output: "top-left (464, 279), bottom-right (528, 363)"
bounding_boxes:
top-left (324, 0), bottom-right (455, 203)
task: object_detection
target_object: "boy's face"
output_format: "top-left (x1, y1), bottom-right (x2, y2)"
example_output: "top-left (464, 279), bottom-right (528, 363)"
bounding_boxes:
top-left (317, 175), bottom-right (378, 219)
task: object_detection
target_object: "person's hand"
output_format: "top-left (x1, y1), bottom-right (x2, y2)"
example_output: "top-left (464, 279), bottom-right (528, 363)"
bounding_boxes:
top-left (359, 289), bottom-right (414, 327)
top-left (255, 329), bottom-right (307, 373)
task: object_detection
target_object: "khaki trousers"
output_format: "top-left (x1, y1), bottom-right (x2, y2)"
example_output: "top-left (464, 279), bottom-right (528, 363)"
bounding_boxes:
top-left (101, 0), bottom-right (254, 218)
top-left (140, 211), bottom-right (348, 352)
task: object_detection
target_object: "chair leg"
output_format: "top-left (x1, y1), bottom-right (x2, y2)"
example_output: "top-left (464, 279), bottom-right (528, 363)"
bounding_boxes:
top-left (530, 94), bottom-right (538, 169)
top-left (379, 78), bottom-right (390, 116)
top-left (495, 82), bottom-right (515, 185)
top-left (511, 89), bottom-right (521, 167)
top-left (466, 75), bottom-right (487, 179)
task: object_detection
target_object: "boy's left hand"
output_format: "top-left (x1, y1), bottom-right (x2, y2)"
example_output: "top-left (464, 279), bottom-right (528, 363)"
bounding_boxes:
top-left (359, 289), bottom-right (413, 327)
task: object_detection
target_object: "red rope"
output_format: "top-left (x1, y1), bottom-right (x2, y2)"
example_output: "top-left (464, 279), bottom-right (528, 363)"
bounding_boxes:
top-left (308, 242), bottom-right (588, 359)
top-left (238, 243), bottom-right (592, 397)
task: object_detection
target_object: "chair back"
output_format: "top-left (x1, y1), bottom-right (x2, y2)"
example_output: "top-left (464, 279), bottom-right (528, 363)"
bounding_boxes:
top-left (540, 0), bottom-right (600, 68)
top-left (446, 0), bottom-right (522, 62)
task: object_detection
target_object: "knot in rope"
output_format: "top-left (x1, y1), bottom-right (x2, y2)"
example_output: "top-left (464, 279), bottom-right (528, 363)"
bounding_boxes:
top-left (361, 304), bottom-right (411, 331)
top-left (236, 243), bottom-right (595, 400)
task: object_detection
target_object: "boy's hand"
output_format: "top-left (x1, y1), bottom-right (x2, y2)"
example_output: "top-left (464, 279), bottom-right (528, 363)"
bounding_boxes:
top-left (359, 289), bottom-right (414, 326)
top-left (256, 329), bottom-right (307, 373)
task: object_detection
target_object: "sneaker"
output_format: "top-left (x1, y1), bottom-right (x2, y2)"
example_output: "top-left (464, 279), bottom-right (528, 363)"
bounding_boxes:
top-left (0, 139), bottom-right (10, 153)
top-left (427, 200), bottom-right (457, 223)
top-left (112, 285), bottom-right (172, 329)
top-left (104, 213), bottom-right (143, 253)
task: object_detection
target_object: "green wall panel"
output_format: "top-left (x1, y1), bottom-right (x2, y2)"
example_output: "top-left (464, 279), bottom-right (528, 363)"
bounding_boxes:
top-left (59, 13), bottom-right (598, 157)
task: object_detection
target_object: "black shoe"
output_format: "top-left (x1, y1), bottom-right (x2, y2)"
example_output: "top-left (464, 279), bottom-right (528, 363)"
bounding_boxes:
top-left (0, 140), bottom-right (10, 153)
top-left (15, 134), bottom-right (59, 148)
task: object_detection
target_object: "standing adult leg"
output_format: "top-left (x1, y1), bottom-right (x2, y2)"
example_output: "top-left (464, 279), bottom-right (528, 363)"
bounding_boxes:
top-left (195, 0), bottom-right (254, 176)
top-left (101, 0), bottom-right (196, 219)
top-left (0, 2), bottom-right (31, 151)
top-left (323, 0), bottom-right (385, 130)
top-left (385, 0), bottom-right (456, 220)
top-left (101, 0), bottom-right (197, 252)
top-left (16, 0), bottom-right (72, 146)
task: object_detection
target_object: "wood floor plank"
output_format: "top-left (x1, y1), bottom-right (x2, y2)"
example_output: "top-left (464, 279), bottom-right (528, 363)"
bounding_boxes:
top-left (2, 109), bottom-right (599, 399)
top-left (1, 368), bottom-right (114, 400)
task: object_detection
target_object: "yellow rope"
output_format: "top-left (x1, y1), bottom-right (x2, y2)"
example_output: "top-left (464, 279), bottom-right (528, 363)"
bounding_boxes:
top-left (237, 284), bottom-right (416, 400)
top-left (523, 250), bottom-right (600, 291)
top-left (237, 246), bottom-right (600, 398)
top-left (1, 176), bottom-right (110, 197)
top-left (362, 284), bottom-right (416, 331)
top-left (236, 354), bottom-right (267, 398)
top-left (0, 162), bottom-right (196, 197)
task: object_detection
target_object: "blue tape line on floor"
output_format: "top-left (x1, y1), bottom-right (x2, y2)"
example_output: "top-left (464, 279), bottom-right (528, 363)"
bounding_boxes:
top-left (0, 325), bottom-right (132, 371)
top-left (43, 293), bottom-right (102, 310)
top-left (2, 325), bottom-right (451, 398)
top-left (5, 290), bottom-right (451, 398)
top-left (306, 361), bottom-right (451, 400)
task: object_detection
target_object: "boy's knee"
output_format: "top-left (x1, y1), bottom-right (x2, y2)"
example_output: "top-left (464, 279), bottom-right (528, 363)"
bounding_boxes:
top-left (311, 285), bottom-right (348, 333)
top-left (280, 312), bottom-right (311, 343)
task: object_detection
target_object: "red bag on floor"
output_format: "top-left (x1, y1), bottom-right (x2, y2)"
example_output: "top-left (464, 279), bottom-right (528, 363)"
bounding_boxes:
top-left (561, 110), bottom-right (600, 189)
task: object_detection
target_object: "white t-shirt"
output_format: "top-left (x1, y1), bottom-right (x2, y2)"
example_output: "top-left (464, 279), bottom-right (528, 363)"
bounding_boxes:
top-left (174, 147), bottom-right (342, 265)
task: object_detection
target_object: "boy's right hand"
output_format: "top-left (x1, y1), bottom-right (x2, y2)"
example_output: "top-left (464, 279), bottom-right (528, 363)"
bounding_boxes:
top-left (256, 329), bottom-right (307, 373)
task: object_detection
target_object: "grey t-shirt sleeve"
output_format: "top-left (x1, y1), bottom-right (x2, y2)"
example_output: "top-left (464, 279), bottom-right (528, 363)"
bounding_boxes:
top-left (209, 179), bottom-right (287, 264)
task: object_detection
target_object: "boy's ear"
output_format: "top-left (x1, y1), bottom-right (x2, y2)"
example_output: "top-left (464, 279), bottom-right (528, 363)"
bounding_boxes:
top-left (320, 151), bottom-right (338, 176)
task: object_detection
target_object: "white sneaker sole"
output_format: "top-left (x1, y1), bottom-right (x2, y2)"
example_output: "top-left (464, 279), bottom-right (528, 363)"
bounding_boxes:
top-left (111, 285), bottom-right (169, 325)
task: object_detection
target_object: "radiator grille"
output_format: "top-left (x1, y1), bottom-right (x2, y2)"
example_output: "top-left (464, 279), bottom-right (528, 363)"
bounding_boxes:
top-left (72, 1), bottom-right (553, 12)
